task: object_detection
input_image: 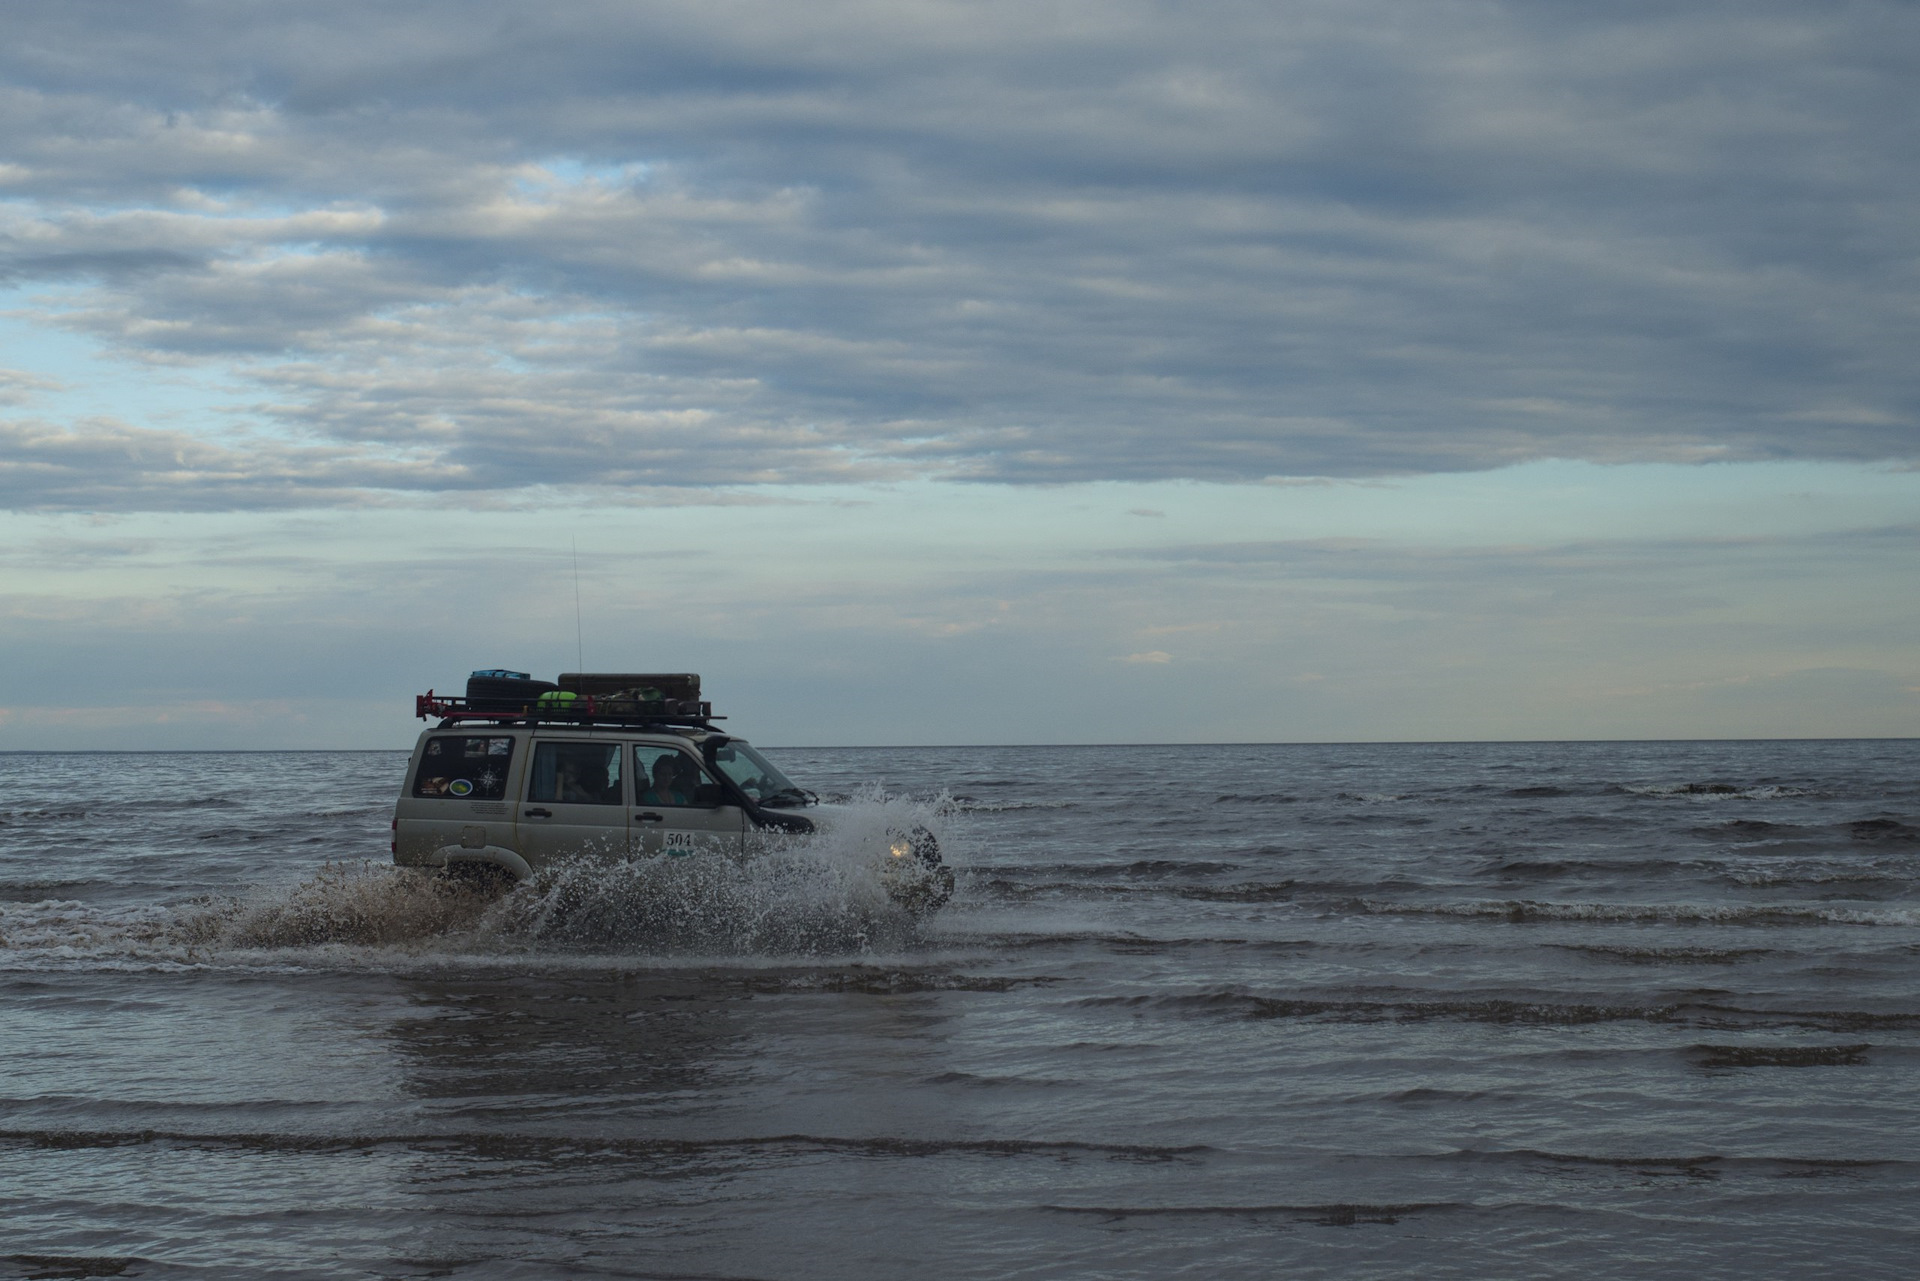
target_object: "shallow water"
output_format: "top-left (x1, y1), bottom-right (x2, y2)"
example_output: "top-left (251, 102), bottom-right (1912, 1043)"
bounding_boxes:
top-left (2, 740), bottom-right (1917, 1279)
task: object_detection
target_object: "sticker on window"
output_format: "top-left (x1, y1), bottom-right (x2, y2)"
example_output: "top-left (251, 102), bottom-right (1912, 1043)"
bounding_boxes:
top-left (415, 736), bottom-right (516, 799)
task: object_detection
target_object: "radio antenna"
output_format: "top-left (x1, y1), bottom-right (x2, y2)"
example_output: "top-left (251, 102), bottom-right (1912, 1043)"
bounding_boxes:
top-left (572, 536), bottom-right (584, 670)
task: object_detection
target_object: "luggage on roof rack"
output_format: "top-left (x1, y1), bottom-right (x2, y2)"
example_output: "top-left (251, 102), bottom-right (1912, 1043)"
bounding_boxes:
top-left (559, 673), bottom-right (700, 703)
top-left (418, 670), bottom-right (716, 725)
top-left (555, 673), bottom-right (702, 719)
top-left (467, 671), bottom-right (558, 712)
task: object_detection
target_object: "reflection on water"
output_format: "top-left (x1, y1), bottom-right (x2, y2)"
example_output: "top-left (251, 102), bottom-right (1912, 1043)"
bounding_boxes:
top-left (384, 971), bottom-right (750, 1110)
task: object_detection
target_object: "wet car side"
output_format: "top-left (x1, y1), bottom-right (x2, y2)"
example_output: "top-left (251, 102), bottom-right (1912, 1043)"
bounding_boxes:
top-left (392, 724), bottom-right (953, 912)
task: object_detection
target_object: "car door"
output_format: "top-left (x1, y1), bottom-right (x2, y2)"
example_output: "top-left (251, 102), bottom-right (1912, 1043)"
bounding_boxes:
top-left (516, 737), bottom-right (629, 868)
top-left (631, 742), bottom-right (746, 857)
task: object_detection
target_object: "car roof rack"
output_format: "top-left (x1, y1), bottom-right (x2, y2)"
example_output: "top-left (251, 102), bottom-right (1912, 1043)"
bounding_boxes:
top-left (415, 691), bottom-right (723, 730)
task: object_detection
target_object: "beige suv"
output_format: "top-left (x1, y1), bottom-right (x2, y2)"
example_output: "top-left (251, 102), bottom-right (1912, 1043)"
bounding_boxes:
top-left (393, 717), bottom-right (953, 913)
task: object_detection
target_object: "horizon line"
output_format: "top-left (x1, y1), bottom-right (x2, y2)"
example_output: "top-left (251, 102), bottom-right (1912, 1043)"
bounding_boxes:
top-left (3, 734), bottom-right (1916, 754)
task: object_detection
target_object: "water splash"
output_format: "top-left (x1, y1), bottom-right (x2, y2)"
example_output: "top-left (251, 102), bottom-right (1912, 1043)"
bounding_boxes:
top-left (501, 842), bottom-right (918, 954)
top-left (1, 793), bottom-right (963, 965)
top-left (174, 863), bottom-right (503, 950)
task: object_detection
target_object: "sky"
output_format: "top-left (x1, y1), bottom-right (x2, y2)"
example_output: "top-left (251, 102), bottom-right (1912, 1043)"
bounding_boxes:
top-left (1, 0), bottom-right (1916, 748)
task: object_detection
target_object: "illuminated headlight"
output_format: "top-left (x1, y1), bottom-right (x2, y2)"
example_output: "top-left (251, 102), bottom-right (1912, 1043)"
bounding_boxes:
top-left (888, 837), bottom-right (913, 859)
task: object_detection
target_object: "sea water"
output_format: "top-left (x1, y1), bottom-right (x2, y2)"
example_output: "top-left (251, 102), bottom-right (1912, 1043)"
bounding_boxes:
top-left (1, 740), bottom-right (1916, 1279)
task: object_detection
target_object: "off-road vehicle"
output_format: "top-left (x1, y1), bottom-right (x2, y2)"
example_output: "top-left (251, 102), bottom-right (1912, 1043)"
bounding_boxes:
top-left (392, 671), bottom-right (953, 913)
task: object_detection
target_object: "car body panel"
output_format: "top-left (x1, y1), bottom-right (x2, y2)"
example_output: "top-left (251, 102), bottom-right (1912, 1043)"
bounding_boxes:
top-left (398, 725), bottom-right (748, 874)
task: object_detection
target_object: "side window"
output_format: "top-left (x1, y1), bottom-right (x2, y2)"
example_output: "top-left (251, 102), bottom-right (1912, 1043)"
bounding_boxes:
top-left (414, 736), bottom-right (515, 799)
top-left (527, 742), bottom-right (623, 805)
top-left (634, 745), bottom-right (724, 808)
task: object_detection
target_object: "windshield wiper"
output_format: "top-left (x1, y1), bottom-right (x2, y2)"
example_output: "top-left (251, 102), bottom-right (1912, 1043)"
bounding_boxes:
top-left (760, 786), bottom-right (816, 808)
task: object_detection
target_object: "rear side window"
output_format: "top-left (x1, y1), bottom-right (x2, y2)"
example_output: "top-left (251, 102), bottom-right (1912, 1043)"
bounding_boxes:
top-left (414, 736), bottom-right (515, 799)
top-left (527, 741), bottom-right (624, 805)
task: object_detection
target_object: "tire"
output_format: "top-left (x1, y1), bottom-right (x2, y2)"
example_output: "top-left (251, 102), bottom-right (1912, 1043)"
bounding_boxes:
top-left (438, 862), bottom-right (517, 895)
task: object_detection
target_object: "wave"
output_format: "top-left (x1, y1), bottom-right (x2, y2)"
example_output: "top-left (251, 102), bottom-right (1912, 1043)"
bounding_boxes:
top-left (1688, 1043), bottom-right (1871, 1068)
top-left (0, 879), bottom-right (96, 902)
top-left (1429, 1147), bottom-right (1906, 1174)
top-left (1722, 867), bottom-right (1911, 888)
top-left (921, 1070), bottom-right (1073, 1088)
top-left (1558, 945), bottom-right (1778, 965)
top-left (0, 796), bottom-right (255, 825)
top-left (1621, 783), bottom-right (1810, 801)
top-left (1074, 988), bottom-right (1920, 1031)
top-left (1470, 848), bottom-right (1914, 893)
top-left (1475, 857), bottom-right (1708, 879)
top-left (966, 859), bottom-right (1243, 880)
top-left (1172, 882), bottom-right (1299, 902)
top-left (964, 931), bottom-right (1321, 956)
top-left (0, 1125), bottom-right (1206, 1163)
top-left (1042, 1201), bottom-right (1460, 1225)
top-left (1693, 819), bottom-right (1804, 838)
top-left (1849, 818), bottom-right (1920, 843)
top-left (968, 876), bottom-right (1309, 904)
top-left (1685, 817), bottom-right (1920, 847)
top-left (5, 1255), bottom-right (155, 1281)
top-left (1362, 898), bottom-right (1920, 926)
top-left (740, 968), bottom-right (1052, 995)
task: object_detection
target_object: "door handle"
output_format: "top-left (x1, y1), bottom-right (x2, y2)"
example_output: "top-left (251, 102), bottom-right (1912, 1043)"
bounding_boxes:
top-left (523, 807), bottom-right (552, 818)
top-left (635, 811), bottom-right (664, 822)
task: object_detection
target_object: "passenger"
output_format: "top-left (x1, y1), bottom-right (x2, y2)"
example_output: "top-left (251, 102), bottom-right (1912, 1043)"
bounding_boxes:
top-left (556, 753), bottom-right (617, 804)
top-left (554, 758), bottom-right (588, 803)
top-left (642, 755), bottom-right (691, 806)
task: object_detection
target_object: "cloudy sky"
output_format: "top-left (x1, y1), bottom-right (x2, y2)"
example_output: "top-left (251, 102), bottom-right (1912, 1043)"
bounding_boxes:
top-left (2, 0), bottom-right (1916, 747)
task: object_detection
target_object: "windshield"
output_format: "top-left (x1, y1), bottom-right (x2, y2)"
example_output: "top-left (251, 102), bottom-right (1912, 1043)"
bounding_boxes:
top-left (706, 739), bottom-right (808, 806)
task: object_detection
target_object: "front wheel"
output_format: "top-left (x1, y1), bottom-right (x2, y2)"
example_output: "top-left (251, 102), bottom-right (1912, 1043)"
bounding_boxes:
top-left (881, 853), bottom-right (955, 916)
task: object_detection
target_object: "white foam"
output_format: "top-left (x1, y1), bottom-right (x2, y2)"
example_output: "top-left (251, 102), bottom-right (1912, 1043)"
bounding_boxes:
top-left (1623, 783), bottom-right (1809, 801)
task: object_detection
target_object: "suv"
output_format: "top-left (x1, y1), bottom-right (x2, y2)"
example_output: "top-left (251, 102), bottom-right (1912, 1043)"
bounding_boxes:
top-left (392, 674), bottom-right (954, 914)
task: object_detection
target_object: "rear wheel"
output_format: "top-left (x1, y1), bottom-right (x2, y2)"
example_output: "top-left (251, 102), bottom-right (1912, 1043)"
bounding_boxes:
top-left (437, 862), bottom-right (518, 895)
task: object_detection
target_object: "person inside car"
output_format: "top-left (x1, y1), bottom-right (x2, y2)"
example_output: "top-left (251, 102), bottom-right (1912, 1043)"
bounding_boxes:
top-left (642, 754), bottom-right (692, 806)
top-left (554, 751), bottom-right (620, 804)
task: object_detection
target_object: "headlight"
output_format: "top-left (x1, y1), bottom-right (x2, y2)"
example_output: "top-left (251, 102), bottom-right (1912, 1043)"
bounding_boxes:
top-left (885, 826), bottom-right (941, 865)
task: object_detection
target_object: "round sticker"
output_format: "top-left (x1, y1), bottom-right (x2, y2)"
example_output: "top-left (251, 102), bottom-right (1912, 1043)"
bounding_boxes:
top-left (448, 779), bottom-right (474, 797)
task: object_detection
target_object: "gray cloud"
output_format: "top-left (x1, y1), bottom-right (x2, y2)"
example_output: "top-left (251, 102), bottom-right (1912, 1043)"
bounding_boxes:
top-left (0, 368), bottom-right (61, 406)
top-left (2, 1), bottom-right (1918, 508)
top-left (0, 416), bottom-right (452, 510)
